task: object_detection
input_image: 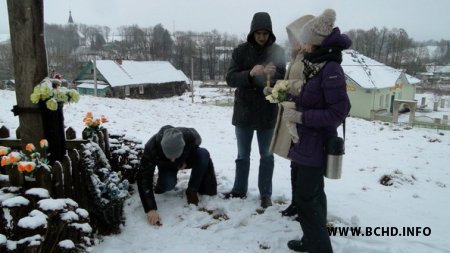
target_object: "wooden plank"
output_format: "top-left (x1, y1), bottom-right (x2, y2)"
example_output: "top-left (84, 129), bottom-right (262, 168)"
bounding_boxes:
top-left (68, 149), bottom-right (81, 205)
top-left (101, 128), bottom-right (111, 159)
top-left (35, 167), bottom-right (52, 194)
top-left (0, 139), bottom-right (89, 150)
top-left (62, 155), bottom-right (73, 200)
top-left (51, 161), bottom-right (64, 198)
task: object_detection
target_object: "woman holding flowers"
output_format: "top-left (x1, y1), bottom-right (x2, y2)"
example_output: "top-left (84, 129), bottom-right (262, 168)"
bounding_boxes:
top-left (281, 9), bottom-right (351, 253)
top-left (266, 14), bottom-right (317, 219)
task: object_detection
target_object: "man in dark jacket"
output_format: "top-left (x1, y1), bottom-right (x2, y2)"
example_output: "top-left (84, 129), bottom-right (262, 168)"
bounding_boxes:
top-left (225, 12), bottom-right (286, 208)
top-left (137, 125), bottom-right (217, 226)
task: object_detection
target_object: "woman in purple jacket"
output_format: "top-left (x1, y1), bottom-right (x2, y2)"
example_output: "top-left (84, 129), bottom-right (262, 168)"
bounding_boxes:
top-left (282, 9), bottom-right (351, 253)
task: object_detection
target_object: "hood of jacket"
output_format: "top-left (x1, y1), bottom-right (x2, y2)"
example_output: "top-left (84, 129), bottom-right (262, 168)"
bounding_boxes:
top-left (321, 27), bottom-right (352, 49)
top-left (247, 12), bottom-right (276, 46)
top-left (286, 15), bottom-right (314, 45)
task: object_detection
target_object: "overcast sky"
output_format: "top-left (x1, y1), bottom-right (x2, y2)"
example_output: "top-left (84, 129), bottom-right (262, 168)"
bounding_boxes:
top-left (1, 0), bottom-right (450, 43)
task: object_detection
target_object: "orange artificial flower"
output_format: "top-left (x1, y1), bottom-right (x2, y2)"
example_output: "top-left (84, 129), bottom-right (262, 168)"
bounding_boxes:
top-left (40, 139), bottom-right (48, 149)
top-left (0, 146), bottom-right (10, 156)
top-left (1, 156), bottom-right (10, 166)
top-left (8, 152), bottom-right (21, 163)
top-left (85, 112), bottom-right (93, 119)
top-left (17, 161), bottom-right (36, 173)
top-left (25, 143), bottom-right (36, 152)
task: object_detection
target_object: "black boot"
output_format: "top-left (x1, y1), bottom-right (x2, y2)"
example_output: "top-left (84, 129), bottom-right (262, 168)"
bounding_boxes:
top-left (223, 191), bottom-right (246, 199)
top-left (281, 203), bottom-right (297, 217)
top-left (287, 239), bottom-right (308, 252)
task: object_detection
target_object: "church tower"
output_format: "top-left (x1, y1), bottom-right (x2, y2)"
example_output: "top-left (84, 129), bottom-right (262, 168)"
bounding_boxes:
top-left (68, 10), bottom-right (74, 24)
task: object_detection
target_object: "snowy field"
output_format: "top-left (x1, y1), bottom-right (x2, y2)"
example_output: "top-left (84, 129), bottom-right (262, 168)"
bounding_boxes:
top-left (1, 87), bottom-right (450, 253)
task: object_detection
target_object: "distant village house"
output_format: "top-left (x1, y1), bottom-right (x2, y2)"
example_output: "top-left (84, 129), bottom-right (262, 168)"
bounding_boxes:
top-left (343, 50), bottom-right (418, 120)
top-left (74, 59), bottom-right (190, 99)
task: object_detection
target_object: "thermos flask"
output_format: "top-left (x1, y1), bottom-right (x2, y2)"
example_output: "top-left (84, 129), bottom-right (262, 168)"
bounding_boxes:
top-left (325, 136), bottom-right (344, 179)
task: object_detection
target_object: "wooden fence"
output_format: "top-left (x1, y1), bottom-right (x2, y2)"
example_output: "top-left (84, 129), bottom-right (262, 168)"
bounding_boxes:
top-left (0, 125), bottom-right (143, 252)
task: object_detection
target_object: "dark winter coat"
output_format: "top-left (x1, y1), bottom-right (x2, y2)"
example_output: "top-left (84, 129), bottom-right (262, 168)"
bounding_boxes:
top-left (288, 28), bottom-right (352, 168)
top-left (226, 13), bottom-right (286, 129)
top-left (137, 125), bottom-right (202, 212)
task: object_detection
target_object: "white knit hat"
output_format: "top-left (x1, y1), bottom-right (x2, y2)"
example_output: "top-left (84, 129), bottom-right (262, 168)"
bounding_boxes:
top-left (299, 9), bottom-right (336, 46)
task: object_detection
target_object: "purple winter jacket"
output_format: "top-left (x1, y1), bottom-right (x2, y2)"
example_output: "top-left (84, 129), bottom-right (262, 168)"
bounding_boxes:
top-left (288, 28), bottom-right (351, 168)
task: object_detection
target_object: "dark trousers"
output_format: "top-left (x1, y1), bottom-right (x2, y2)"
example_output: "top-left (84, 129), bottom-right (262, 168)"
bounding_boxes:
top-left (292, 162), bottom-right (332, 253)
top-left (290, 165), bottom-right (297, 205)
top-left (156, 147), bottom-right (217, 195)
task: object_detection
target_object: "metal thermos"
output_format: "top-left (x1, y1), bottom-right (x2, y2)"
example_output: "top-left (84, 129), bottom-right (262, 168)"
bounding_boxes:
top-left (325, 137), bottom-right (344, 179)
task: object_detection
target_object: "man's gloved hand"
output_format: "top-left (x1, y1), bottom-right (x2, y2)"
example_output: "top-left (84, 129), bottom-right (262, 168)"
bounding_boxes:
top-left (282, 108), bottom-right (303, 124)
top-left (263, 87), bottom-right (273, 96)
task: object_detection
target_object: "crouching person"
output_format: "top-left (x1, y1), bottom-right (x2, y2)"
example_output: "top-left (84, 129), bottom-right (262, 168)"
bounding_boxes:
top-left (137, 125), bottom-right (217, 226)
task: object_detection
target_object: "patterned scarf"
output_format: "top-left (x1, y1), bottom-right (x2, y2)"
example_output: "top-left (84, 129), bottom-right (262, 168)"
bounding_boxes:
top-left (302, 60), bottom-right (326, 81)
top-left (302, 46), bottom-right (343, 81)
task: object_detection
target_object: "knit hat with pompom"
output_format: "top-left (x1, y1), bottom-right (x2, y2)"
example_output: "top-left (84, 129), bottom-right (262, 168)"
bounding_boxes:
top-left (299, 9), bottom-right (336, 46)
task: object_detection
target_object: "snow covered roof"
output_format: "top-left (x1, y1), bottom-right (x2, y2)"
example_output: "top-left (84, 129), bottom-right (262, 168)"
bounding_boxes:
top-left (433, 65), bottom-right (450, 74)
top-left (74, 79), bottom-right (108, 85)
top-left (77, 83), bottom-right (109, 90)
top-left (405, 74), bottom-right (421, 84)
top-left (95, 60), bottom-right (189, 87)
top-left (342, 50), bottom-right (403, 89)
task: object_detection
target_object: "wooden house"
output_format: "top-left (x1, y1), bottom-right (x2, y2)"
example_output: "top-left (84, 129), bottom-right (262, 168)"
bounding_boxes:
top-left (74, 60), bottom-right (189, 99)
top-left (77, 82), bottom-right (111, 97)
top-left (343, 50), bottom-right (416, 119)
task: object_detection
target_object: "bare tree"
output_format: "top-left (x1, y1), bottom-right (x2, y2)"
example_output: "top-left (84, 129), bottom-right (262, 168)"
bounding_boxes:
top-left (151, 24), bottom-right (173, 61)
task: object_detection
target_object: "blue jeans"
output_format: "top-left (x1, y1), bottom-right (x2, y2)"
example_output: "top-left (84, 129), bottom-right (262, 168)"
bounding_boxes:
top-left (231, 126), bottom-right (274, 198)
top-left (156, 147), bottom-right (216, 194)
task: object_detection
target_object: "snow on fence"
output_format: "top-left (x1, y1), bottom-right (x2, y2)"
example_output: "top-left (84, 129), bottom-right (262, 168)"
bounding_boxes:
top-left (0, 126), bottom-right (144, 252)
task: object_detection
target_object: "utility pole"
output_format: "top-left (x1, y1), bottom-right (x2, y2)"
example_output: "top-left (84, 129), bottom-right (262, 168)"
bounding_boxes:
top-left (87, 52), bottom-right (98, 96)
top-left (93, 56), bottom-right (98, 97)
top-left (191, 56), bottom-right (194, 103)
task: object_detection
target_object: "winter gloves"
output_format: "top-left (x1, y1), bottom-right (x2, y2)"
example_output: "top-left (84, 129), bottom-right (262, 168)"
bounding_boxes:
top-left (283, 108), bottom-right (303, 124)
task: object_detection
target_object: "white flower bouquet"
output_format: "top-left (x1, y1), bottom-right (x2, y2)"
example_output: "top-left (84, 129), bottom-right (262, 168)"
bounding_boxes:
top-left (265, 80), bottom-right (289, 103)
top-left (266, 81), bottom-right (300, 159)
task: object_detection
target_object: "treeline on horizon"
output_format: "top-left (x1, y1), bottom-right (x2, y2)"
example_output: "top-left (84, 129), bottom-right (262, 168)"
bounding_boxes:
top-left (0, 22), bottom-right (449, 82)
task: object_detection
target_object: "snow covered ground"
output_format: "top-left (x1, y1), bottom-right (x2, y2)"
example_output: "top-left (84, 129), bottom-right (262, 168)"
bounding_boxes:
top-left (1, 87), bottom-right (450, 253)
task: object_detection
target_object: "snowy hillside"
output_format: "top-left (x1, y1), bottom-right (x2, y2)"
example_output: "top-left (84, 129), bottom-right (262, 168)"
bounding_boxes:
top-left (1, 88), bottom-right (449, 253)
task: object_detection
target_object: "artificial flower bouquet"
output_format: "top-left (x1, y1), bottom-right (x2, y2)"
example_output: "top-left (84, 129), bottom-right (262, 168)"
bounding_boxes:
top-left (82, 112), bottom-right (108, 139)
top-left (266, 81), bottom-right (300, 159)
top-left (0, 139), bottom-right (50, 182)
top-left (30, 78), bottom-right (80, 111)
top-left (266, 80), bottom-right (299, 143)
top-left (265, 80), bottom-right (289, 103)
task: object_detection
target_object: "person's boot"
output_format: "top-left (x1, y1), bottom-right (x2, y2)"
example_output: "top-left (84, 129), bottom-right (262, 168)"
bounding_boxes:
top-left (185, 188), bottom-right (199, 205)
top-left (281, 203), bottom-right (297, 217)
top-left (223, 191), bottom-right (246, 199)
top-left (287, 239), bottom-right (308, 252)
top-left (260, 196), bottom-right (272, 208)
